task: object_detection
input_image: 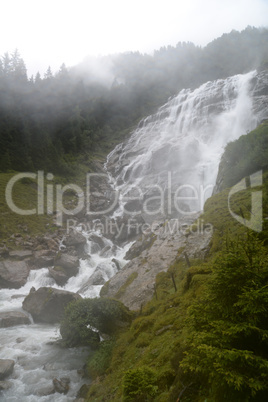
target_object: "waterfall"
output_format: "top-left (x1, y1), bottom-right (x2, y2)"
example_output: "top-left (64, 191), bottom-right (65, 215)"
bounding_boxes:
top-left (106, 70), bottom-right (265, 219)
top-left (0, 70), bottom-right (267, 401)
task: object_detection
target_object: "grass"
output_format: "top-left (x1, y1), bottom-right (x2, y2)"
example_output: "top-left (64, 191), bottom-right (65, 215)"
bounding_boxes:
top-left (0, 159), bottom-right (103, 248)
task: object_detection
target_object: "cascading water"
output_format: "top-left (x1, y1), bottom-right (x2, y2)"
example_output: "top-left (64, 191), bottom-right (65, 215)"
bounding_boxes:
top-left (0, 70), bottom-right (267, 401)
top-left (106, 70), bottom-right (266, 219)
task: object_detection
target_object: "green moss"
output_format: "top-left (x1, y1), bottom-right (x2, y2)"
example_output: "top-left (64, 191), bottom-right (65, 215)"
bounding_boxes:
top-left (217, 120), bottom-right (268, 191)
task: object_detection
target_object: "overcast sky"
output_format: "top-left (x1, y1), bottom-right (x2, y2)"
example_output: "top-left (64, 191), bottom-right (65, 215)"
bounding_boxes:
top-left (1, 0), bottom-right (268, 77)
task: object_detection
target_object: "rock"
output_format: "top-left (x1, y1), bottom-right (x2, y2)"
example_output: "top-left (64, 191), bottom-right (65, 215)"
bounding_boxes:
top-left (0, 311), bottom-right (31, 328)
top-left (88, 234), bottom-right (106, 250)
top-left (29, 250), bottom-right (55, 269)
top-left (103, 215), bottom-right (212, 310)
top-left (64, 230), bottom-right (86, 247)
top-left (8, 250), bottom-right (33, 259)
top-left (45, 238), bottom-right (59, 251)
top-left (48, 266), bottom-right (69, 286)
top-left (112, 258), bottom-right (122, 271)
top-left (0, 246), bottom-right (9, 258)
top-left (0, 359), bottom-right (15, 380)
top-left (36, 385), bottom-right (55, 396)
top-left (49, 254), bottom-right (80, 285)
top-left (79, 269), bottom-right (106, 293)
top-left (0, 380), bottom-right (12, 391)
top-left (0, 260), bottom-right (30, 288)
top-left (55, 254), bottom-right (79, 272)
top-left (155, 325), bottom-right (173, 336)
top-left (53, 377), bottom-right (70, 394)
top-left (22, 287), bottom-right (81, 323)
top-left (125, 233), bottom-right (156, 260)
top-left (16, 337), bottom-right (26, 343)
top-left (99, 245), bottom-right (112, 257)
top-left (75, 243), bottom-right (88, 259)
top-left (112, 214), bottom-right (145, 244)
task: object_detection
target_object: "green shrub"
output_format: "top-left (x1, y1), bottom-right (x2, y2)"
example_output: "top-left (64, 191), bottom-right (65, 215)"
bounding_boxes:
top-left (60, 297), bottom-right (132, 348)
top-left (123, 366), bottom-right (158, 401)
top-left (87, 340), bottom-right (115, 377)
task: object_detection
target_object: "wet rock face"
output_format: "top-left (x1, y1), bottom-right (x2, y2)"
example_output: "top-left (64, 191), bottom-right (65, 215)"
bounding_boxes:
top-left (0, 359), bottom-right (15, 380)
top-left (22, 287), bottom-right (81, 323)
top-left (53, 377), bottom-right (70, 394)
top-left (102, 215), bottom-right (212, 310)
top-left (0, 311), bottom-right (31, 328)
top-left (64, 230), bottom-right (87, 247)
top-left (0, 260), bottom-right (30, 289)
top-left (49, 253), bottom-right (80, 286)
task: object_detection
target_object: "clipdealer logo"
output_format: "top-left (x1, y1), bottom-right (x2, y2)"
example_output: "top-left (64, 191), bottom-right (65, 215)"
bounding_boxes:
top-left (228, 170), bottom-right (263, 233)
top-left (5, 171), bottom-right (214, 227)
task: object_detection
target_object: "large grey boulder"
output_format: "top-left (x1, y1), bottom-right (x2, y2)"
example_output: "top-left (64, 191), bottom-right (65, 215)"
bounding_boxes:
top-left (0, 359), bottom-right (15, 380)
top-left (55, 254), bottom-right (79, 272)
top-left (50, 254), bottom-right (80, 285)
top-left (0, 311), bottom-right (31, 327)
top-left (64, 231), bottom-right (86, 247)
top-left (48, 267), bottom-right (70, 286)
top-left (28, 250), bottom-right (56, 269)
top-left (22, 287), bottom-right (81, 323)
top-left (0, 260), bottom-right (30, 288)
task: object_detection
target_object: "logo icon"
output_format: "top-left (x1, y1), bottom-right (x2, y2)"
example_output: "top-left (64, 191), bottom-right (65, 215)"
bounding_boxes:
top-left (228, 171), bottom-right (263, 232)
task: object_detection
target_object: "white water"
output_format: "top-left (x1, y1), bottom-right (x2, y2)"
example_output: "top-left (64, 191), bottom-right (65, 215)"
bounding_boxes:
top-left (0, 70), bottom-right (266, 401)
top-left (0, 232), bottom-right (131, 401)
top-left (107, 70), bottom-right (260, 217)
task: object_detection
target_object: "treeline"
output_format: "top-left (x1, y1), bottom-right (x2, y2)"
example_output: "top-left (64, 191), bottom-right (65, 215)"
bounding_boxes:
top-left (0, 26), bottom-right (268, 174)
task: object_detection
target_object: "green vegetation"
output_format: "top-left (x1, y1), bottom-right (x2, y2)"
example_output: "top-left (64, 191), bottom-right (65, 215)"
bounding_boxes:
top-left (0, 172), bottom-right (55, 246)
top-left (1, 27), bottom-right (268, 176)
top-left (123, 366), bottom-right (158, 401)
top-left (60, 297), bottom-right (132, 348)
top-left (217, 120), bottom-right (268, 191)
top-left (0, 165), bottom-right (92, 245)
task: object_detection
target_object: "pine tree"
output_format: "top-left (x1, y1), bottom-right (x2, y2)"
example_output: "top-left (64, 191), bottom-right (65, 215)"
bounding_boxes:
top-left (180, 233), bottom-right (268, 401)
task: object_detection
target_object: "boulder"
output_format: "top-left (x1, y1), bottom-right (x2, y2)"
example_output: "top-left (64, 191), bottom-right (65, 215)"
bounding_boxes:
top-left (0, 380), bottom-right (12, 391)
top-left (55, 254), bottom-right (79, 272)
top-left (28, 250), bottom-right (55, 269)
top-left (8, 250), bottom-right (33, 259)
top-left (0, 311), bottom-right (31, 328)
top-left (36, 384), bottom-right (55, 396)
top-left (53, 377), bottom-right (70, 394)
top-left (0, 359), bottom-right (15, 380)
top-left (22, 287), bottom-right (81, 323)
top-left (0, 260), bottom-right (30, 288)
top-left (88, 234), bottom-right (106, 250)
top-left (112, 258), bottom-right (122, 271)
top-left (48, 266), bottom-right (69, 286)
top-left (49, 254), bottom-right (80, 285)
top-left (64, 231), bottom-right (86, 247)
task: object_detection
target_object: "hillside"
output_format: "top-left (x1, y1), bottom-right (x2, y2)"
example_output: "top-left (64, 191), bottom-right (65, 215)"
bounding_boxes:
top-left (0, 27), bottom-right (268, 401)
top-left (75, 122), bottom-right (268, 401)
top-left (0, 27), bottom-right (268, 176)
